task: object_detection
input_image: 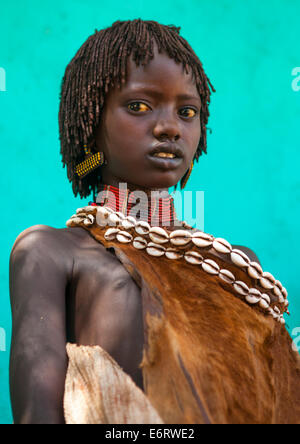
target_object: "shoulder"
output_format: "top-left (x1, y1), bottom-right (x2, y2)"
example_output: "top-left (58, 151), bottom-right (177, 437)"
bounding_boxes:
top-left (9, 224), bottom-right (88, 268)
top-left (11, 225), bottom-right (62, 257)
top-left (9, 225), bottom-right (87, 299)
top-left (232, 244), bottom-right (261, 265)
top-left (11, 224), bottom-right (89, 251)
top-left (10, 224), bottom-right (99, 267)
top-left (11, 224), bottom-right (54, 250)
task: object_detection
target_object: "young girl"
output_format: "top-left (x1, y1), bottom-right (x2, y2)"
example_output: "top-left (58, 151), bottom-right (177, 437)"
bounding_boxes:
top-left (9, 19), bottom-right (299, 424)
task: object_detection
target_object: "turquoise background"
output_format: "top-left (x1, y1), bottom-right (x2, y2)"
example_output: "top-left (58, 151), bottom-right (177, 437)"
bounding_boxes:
top-left (1, 0), bottom-right (299, 424)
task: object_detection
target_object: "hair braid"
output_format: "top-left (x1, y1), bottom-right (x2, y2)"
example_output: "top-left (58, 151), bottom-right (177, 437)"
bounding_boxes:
top-left (59, 19), bottom-right (215, 198)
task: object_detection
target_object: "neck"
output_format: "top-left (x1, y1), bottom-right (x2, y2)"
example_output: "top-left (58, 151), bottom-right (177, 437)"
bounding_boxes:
top-left (89, 181), bottom-right (180, 227)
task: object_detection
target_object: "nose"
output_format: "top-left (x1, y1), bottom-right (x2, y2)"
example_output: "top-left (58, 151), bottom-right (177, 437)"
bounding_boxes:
top-left (152, 108), bottom-right (180, 142)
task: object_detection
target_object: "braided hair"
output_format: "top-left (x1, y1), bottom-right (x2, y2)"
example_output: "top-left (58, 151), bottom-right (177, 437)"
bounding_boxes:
top-left (59, 19), bottom-right (215, 199)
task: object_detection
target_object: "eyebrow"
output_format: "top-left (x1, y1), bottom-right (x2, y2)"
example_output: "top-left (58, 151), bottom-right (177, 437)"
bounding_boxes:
top-left (123, 86), bottom-right (201, 103)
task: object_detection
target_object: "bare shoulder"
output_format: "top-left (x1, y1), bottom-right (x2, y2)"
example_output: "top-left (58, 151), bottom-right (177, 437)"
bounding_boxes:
top-left (232, 244), bottom-right (261, 265)
top-left (11, 224), bottom-right (90, 253)
top-left (9, 224), bottom-right (94, 274)
top-left (11, 224), bottom-right (57, 252)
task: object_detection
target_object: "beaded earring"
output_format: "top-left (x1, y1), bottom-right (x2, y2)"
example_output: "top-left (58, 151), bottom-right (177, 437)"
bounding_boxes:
top-left (75, 145), bottom-right (107, 178)
top-left (181, 161), bottom-right (194, 189)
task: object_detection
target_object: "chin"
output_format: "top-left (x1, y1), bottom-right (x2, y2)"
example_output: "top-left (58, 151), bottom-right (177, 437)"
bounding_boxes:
top-left (147, 180), bottom-right (178, 191)
top-left (144, 173), bottom-right (181, 190)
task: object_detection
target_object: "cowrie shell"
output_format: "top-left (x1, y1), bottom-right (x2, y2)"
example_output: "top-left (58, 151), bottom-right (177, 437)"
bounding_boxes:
top-left (96, 207), bottom-right (111, 226)
top-left (231, 249), bottom-right (250, 268)
top-left (76, 207), bottom-right (83, 214)
top-left (272, 285), bottom-right (284, 302)
top-left (165, 248), bottom-right (184, 260)
top-left (273, 306), bottom-right (280, 314)
top-left (201, 259), bottom-right (220, 275)
top-left (259, 271), bottom-right (275, 290)
top-left (233, 281), bottom-right (249, 296)
top-left (76, 212), bottom-right (88, 218)
top-left (127, 215), bottom-right (136, 224)
top-left (149, 227), bottom-right (169, 244)
top-left (104, 227), bottom-right (120, 241)
top-left (259, 298), bottom-right (269, 309)
top-left (97, 206), bottom-right (110, 217)
top-left (212, 238), bottom-right (232, 254)
top-left (281, 287), bottom-right (288, 299)
top-left (114, 211), bottom-right (126, 220)
top-left (169, 230), bottom-right (192, 246)
top-left (279, 316), bottom-right (286, 325)
top-left (69, 216), bottom-right (84, 225)
top-left (133, 236), bottom-right (147, 249)
top-left (184, 251), bottom-right (203, 265)
top-left (274, 280), bottom-right (283, 291)
top-left (135, 221), bottom-right (150, 235)
top-left (284, 299), bottom-right (289, 307)
top-left (261, 293), bottom-right (271, 305)
top-left (192, 231), bottom-right (213, 248)
top-left (245, 288), bottom-right (261, 304)
top-left (80, 205), bottom-right (97, 213)
top-left (121, 217), bottom-right (136, 230)
top-left (83, 215), bottom-right (94, 226)
top-left (268, 307), bottom-right (279, 320)
top-left (219, 269), bottom-right (235, 284)
top-left (108, 213), bottom-right (122, 226)
top-left (66, 219), bottom-right (75, 227)
top-left (116, 230), bottom-right (132, 243)
top-left (146, 242), bottom-right (166, 257)
top-left (247, 261), bottom-right (263, 279)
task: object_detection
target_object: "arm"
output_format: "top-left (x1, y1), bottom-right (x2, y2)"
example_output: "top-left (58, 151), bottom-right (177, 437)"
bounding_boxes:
top-left (9, 225), bottom-right (72, 424)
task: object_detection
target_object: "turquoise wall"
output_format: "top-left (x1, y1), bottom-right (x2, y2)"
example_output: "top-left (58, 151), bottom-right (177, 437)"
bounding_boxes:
top-left (1, 0), bottom-right (299, 424)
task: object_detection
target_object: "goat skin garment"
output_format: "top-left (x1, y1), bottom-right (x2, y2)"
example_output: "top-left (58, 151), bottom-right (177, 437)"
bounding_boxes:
top-left (64, 343), bottom-right (163, 424)
top-left (65, 212), bottom-right (300, 424)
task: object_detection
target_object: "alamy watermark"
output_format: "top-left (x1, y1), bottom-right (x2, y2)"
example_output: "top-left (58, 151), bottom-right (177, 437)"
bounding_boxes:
top-left (0, 67), bottom-right (6, 92)
top-left (291, 67), bottom-right (300, 92)
top-left (0, 327), bottom-right (6, 352)
top-left (291, 327), bottom-right (300, 353)
top-left (95, 183), bottom-right (204, 230)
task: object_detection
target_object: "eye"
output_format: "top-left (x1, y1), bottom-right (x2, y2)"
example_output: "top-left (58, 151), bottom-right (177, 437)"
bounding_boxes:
top-left (179, 107), bottom-right (198, 118)
top-left (127, 102), bottom-right (151, 113)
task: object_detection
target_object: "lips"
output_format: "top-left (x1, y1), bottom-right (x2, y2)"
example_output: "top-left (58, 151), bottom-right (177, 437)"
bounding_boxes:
top-left (148, 143), bottom-right (183, 159)
top-left (147, 143), bottom-right (183, 170)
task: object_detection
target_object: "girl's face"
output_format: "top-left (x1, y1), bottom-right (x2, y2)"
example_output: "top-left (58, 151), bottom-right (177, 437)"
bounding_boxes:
top-left (96, 45), bottom-right (201, 191)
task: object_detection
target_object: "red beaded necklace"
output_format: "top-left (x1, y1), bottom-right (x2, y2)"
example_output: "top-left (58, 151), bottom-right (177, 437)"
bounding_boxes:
top-left (89, 183), bottom-right (178, 226)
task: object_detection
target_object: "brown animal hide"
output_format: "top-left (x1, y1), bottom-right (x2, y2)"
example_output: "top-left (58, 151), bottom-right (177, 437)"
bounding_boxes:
top-left (70, 219), bottom-right (300, 424)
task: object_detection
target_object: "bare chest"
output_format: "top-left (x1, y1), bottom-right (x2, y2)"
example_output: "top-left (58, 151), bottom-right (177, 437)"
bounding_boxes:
top-left (66, 238), bottom-right (144, 388)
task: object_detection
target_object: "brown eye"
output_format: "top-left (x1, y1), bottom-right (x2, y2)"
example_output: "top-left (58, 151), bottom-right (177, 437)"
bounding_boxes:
top-left (180, 107), bottom-right (197, 118)
top-left (128, 102), bottom-right (150, 112)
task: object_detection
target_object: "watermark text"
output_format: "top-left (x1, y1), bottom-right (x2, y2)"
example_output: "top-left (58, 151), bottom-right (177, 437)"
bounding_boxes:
top-left (291, 327), bottom-right (300, 353)
top-left (0, 67), bottom-right (6, 92)
top-left (291, 67), bottom-right (300, 92)
top-left (0, 327), bottom-right (6, 352)
top-left (95, 183), bottom-right (204, 229)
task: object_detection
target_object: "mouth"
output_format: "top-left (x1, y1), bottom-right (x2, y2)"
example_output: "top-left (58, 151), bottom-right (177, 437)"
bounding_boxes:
top-left (149, 143), bottom-right (183, 159)
top-left (152, 152), bottom-right (177, 159)
top-left (147, 143), bottom-right (184, 170)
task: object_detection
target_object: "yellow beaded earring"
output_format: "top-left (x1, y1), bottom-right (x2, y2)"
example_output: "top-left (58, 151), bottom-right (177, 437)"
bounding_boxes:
top-left (75, 145), bottom-right (107, 178)
top-left (181, 161), bottom-right (194, 189)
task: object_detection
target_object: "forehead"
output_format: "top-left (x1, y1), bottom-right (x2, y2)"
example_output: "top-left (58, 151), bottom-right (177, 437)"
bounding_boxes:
top-left (103, 43), bottom-right (200, 105)
top-left (124, 46), bottom-right (200, 99)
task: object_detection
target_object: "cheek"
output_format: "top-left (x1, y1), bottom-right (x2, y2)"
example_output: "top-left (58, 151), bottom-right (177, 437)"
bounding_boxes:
top-left (184, 122), bottom-right (201, 156)
top-left (106, 109), bottom-right (148, 147)
top-left (102, 110), bottom-right (149, 169)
